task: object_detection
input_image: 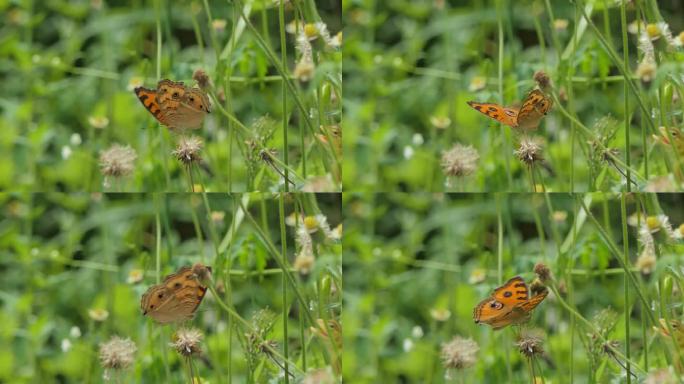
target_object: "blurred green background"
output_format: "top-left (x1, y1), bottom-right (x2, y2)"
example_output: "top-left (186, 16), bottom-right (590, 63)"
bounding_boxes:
top-left (0, 192), bottom-right (341, 382)
top-left (1, 0), bottom-right (341, 192)
top-left (343, 192), bottom-right (684, 382)
top-left (343, 0), bottom-right (684, 192)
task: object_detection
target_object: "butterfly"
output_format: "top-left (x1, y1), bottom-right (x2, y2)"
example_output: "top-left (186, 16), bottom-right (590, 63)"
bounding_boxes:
top-left (134, 79), bottom-right (211, 130)
top-left (654, 126), bottom-right (684, 156)
top-left (140, 264), bottom-right (211, 324)
top-left (467, 89), bottom-right (553, 131)
top-left (473, 276), bottom-right (548, 330)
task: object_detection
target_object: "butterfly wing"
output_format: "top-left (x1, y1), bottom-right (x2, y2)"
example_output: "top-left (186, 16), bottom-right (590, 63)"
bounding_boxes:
top-left (134, 87), bottom-right (168, 125)
top-left (467, 101), bottom-right (519, 127)
top-left (141, 266), bottom-right (209, 324)
top-left (473, 276), bottom-right (529, 327)
top-left (516, 89), bottom-right (552, 130)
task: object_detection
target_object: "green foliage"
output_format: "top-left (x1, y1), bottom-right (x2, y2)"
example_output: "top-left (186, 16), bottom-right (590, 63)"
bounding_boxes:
top-left (0, 1), bottom-right (341, 192)
top-left (0, 193), bottom-right (342, 383)
top-left (343, 192), bottom-right (684, 382)
top-left (344, 0), bottom-right (684, 192)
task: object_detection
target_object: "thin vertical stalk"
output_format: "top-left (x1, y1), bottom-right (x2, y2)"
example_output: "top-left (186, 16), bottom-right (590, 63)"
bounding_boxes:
top-left (619, 194), bottom-right (632, 381)
top-left (279, 1), bottom-right (289, 191)
top-left (278, 194), bottom-right (290, 381)
top-left (496, 0), bottom-right (512, 187)
top-left (620, 0), bottom-right (631, 191)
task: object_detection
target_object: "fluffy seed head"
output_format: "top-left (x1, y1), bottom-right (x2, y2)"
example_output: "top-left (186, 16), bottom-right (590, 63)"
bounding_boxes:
top-left (441, 143), bottom-right (479, 178)
top-left (99, 144), bottom-right (137, 178)
top-left (173, 136), bottom-right (203, 165)
top-left (99, 336), bottom-right (137, 370)
top-left (171, 328), bottom-right (203, 357)
top-left (441, 336), bottom-right (479, 370)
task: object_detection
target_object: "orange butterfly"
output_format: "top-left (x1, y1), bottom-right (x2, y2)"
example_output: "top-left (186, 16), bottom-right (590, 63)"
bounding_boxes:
top-left (141, 264), bottom-right (211, 324)
top-left (134, 79), bottom-right (211, 131)
top-left (467, 89), bottom-right (552, 131)
top-left (473, 276), bottom-right (548, 330)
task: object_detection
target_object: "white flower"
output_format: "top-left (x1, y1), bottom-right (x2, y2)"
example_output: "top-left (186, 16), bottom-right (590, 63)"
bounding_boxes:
top-left (70, 133), bottom-right (82, 146)
top-left (61, 338), bottom-right (72, 352)
top-left (403, 338), bottom-right (414, 352)
top-left (412, 133), bottom-right (424, 146)
top-left (412, 326), bottom-right (424, 339)
top-left (70, 326), bottom-right (81, 338)
top-left (61, 146), bottom-right (72, 159)
top-left (403, 146), bottom-right (414, 159)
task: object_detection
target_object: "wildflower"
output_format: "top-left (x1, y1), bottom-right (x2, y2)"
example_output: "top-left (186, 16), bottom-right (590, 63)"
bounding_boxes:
top-left (70, 133), bottom-right (82, 146)
top-left (430, 308), bottom-right (452, 322)
top-left (210, 211), bottom-right (225, 224)
top-left (70, 326), bottom-right (82, 338)
top-left (293, 32), bottom-right (315, 82)
top-left (293, 252), bottom-right (315, 275)
top-left (553, 19), bottom-right (569, 31)
top-left (534, 262), bottom-right (552, 283)
top-left (61, 338), bottom-right (72, 352)
top-left (468, 76), bottom-right (486, 92)
top-left (635, 251), bottom-right (656, 275)
top-left (468, 268), bottom-right (486, 284)
top-left (173, 136), bottom-right (203, 165)
top-left (303, 215), bottom-right (319, 233)
top-left (515, 137), bottom-right (544, 166)
top-left (403, 338), bottom-right (414, 352)
top-left (191, 263), bottom-right (212, 283)
top-left (126, 77), bottom-right (143, 92)
top-left (295, 224), bottom-right (315, 275)
top-left (89, 116), bottom-right (110, 129)
top-left (636, 60), bottom-right (657, 84)
top-left (412, 326), bottom-right (424, 339)
top-left (403, 145), bottom-right (414, 159)
top-left (302, 175), bottom-right (337, 192)
top-left (99, 144), bottom-right (137, 178)
top-left (89, 308), bottom-right (110, 322)
top-left (212, 19), bottom-right (227, 33)
top-left (171, 328), bottom-right (203, 357)
top-left (676, 31), bottom-right (684, 47)
top-left (61, 146), bottom-right (72, 159)
top-left (646, 23), bottom-right (661, 40)
top-left (516, 330), bottom-right (544, 358)
top-left (430, 115), bottom-right (452, 129)
top-left (552, 210), bottom-right (567, 223)
top-left (441, 143), bottom-right (479, 178)
top-left (412, 133), bottom-right (424, 146)
top-left (126, 269), bottom-right (143, 284)
top-left (99, 336), bottom-right (137, 370)
top-left (330, 31), bottom-right (342, 49)
top-left (441, 336), bottom-right (479, 370)
top-left (675, 223), bottom-right (684, 240)
top-left (330, 224), bottom-right (342, 241)
top-left (628, 20), bottom-right (645, 35)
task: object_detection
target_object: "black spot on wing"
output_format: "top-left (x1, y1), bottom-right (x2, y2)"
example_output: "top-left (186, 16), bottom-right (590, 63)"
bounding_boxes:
top-left (503, 291), bottom-right (512, 297)
top-left (514, 283), bottom-right (526, 288)
top-left (488, 106), bottom-right (497, 112)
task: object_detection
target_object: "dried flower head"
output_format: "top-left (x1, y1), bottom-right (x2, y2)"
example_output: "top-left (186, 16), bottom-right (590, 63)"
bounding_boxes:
top-left (636, 252), bottom-right (656, 275)
top-left (99, 144), bottom-right (137, 178)
top-left (171, 328), bottom-right (203, 357)
top-left (193, 68), bottom-right (211, 90)
top-left (533, 70), bottom-right (551, 91)
top-left (441, 336), bottom-right (479, 370)
top-left (516, 137), bottom-right (544, 166)
top-left (441, 143), bottom-right (479, 177)
top-left (99, 336), bottom-right (137, 370)
top-left (294, 253), bottom-right (315, 275)
top-left (534, 262), bottom-right (551, 283)
top-left (516, 330), bottom-right (544, 358)
top-left (173, 136), bottom-right (203, 165)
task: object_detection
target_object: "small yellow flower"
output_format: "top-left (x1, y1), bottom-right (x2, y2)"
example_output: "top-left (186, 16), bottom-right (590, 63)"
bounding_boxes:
top-left (89, 308), bottom-right (109, 322)
top-left (429, 116), bottom-right (451, 129)
top-left (468, 269), bottom-right (486, 284)
top-left (304, 216), bottom-right (319, 233)
top-left (88, 116), bottom-right (109, 129)
top-left (468, 76), bottom-right (486, 92)
top-left (212, 19), bottom-right (227, 33)
top-left (430, 308), bottom-right (451, 322)
top-left (646, 23), bottom-right (661, 40)
top-left (553, 19), bottom-right (569, 31)
top-left (127, 269), bottom-right (143, 284)
top-left (127, 76), bottom-right (144, 92)
top-left (646, 215), bottom-right (661, 232)
top-left (552, 210), bottom-right (567, 223)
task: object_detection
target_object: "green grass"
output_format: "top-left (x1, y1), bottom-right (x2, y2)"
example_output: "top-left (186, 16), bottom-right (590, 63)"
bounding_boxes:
top-left (343, 192), bottom-right (684, 383)
top-left (0, 192), bottom-right (342, 383)
top-left (0, 1), bottom-right (341, 192)
top-left (343, 0), bottom-right (684, 192)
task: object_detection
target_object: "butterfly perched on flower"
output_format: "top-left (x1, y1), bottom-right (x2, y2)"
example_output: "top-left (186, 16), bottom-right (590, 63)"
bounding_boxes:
top-left (467, 89), bottom-right (552, 131)
top-left (134, 79), bottom-right (211, 130)
top-left (473, 276), bottom-right (548, 330)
